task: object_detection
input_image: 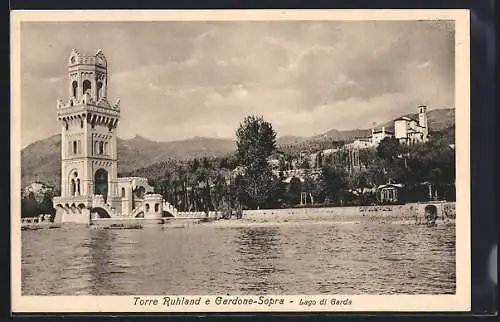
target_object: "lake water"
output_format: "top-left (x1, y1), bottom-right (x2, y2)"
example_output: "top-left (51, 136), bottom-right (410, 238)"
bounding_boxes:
top-left (21, 220), bottom-right (455, 295)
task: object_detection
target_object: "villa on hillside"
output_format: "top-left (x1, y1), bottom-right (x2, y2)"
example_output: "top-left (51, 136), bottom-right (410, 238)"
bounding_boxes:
top-left (264, 105), bottom-right (432, 185)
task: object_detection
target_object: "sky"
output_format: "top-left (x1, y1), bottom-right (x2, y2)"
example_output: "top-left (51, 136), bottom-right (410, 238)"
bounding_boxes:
top-left (19, 20), bottom-right (455, 148)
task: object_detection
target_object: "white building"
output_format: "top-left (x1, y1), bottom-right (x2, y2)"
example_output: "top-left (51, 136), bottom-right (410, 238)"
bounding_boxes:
top-left (394, 105), bottom-right (429, 144)
top-left (52, 49), bottom-right (175, 224)
top-left (347, 137), bottom-right (376, 150)
top-left (371, 127), bottom-right (393, 145)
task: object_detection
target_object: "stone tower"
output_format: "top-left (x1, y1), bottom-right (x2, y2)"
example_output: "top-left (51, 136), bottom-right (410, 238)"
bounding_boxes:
top-left (418, 105), bottom-right (428, 138)
top-left (55, 49), bottom-right (121, 214)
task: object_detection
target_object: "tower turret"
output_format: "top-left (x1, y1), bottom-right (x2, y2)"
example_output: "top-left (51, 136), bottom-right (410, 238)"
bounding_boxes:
top-left (67, 48), bottom-right (109, 102)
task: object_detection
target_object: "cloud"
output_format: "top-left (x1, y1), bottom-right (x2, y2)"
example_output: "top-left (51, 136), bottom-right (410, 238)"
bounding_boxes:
top-left (19, 20), bottom-right (455, 147)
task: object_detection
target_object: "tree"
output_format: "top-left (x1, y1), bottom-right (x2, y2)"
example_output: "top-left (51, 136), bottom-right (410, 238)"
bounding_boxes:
top-left (235, 115), bottom-right (277, 208)
top-left (286, 177), bottom-right (302, 206)
top-left (21, 192), bottom-right (39, 218)
top-left (39, 192), bottom-right (55, 215)
top-left (319, 164), bottom-right (346, 203)
top-left (236, 115), bottom-right (276, 169)
top-left (377, 137), bottom-right (401, 164)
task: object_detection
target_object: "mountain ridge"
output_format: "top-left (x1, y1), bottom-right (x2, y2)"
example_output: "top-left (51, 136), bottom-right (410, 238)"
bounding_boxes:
top-left (21, 108), bottom-right (455, 188)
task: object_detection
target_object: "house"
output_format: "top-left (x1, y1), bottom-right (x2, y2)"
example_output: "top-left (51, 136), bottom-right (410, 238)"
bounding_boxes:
top-left (394, 105), bottom-right (429, 144)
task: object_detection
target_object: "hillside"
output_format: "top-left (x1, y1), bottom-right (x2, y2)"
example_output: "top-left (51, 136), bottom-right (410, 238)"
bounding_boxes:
top-left (21, 135), bottom-right (236, 188)
top-left (378, 108), bottom-right (455, 133)
top-left (21, 107), bottom-right (455, 188)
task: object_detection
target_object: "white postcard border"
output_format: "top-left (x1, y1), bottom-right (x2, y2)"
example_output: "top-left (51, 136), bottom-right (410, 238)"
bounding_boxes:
top-left (10, 9), bottom-right (471, 313)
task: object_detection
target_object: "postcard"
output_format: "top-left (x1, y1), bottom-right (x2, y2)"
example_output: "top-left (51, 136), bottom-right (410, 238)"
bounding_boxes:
top-left (11, 9), bottom-right (470, 313)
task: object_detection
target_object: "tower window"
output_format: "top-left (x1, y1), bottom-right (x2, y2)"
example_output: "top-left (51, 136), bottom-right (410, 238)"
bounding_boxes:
top-left (99, 141), bottom-right (104, 155)
top-left (80, 119), bottom-right (84, 128)
top-left (145, 203), bottom-right (150, 212)
top-left (73, 141), bottom-right (77, 154)
top-left (71, 179), bottom-right (76, 196)
top-left (97, 81), bottom-right (103, 100)
top-left (83, 80), bottom-right (92, 95)
top-left (154, 203), bottom-right (159, 212)
top-left (77, 179), bottom-right (81, 195)
top-left (121, 187), bottom-right (126, 198)
top-left (72, 81), bottom-right (78, 97)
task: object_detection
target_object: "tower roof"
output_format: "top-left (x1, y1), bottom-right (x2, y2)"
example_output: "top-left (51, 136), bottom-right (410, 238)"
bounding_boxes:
top-left (68, 48), bottom-right (107, 68)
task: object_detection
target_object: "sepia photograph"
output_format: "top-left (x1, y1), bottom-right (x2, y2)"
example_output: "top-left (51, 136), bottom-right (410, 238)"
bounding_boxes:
top-left (11, 10), bottom-right (470, 312)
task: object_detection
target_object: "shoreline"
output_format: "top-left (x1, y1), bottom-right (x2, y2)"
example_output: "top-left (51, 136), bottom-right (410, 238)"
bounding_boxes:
top-left (198, 218), bottom-right (455, 229)
top-left (22, 202), bottom-right (456, 231)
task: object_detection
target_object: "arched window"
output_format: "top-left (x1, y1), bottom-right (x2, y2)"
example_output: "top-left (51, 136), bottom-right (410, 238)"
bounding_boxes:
top-left (145, 203), bottom-right (150, 212)
top-left (80, 119), bottom-right (84, 128)
top-left (97, 81), bottom-right (103, 100)
top-left (77, 179), bottom-right (81, 195)
top-left (72, 81), bottom-right (78, 97)
top-left (73, 141), bottom-right (77, 154)
top-left (65, 122), bottom-right (68, 131)
top-left (121, 187), bottom-right (126, 198)
top-left (99, 141), bottom-right (104, 154)
top-left (71, 179), bottom-right (76, 196)
top-left (104, 142), bottom-right (108, 155)
top-left (94, 141), bottom-right (98, 155)
top-left (83, 80), bottom-right (91, 95)
top-left (154, 203), bottom-right (159, 212)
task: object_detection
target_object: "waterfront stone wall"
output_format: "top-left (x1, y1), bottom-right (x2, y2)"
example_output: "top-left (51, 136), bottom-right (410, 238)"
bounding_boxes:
top-left (242, 202), bottom-right (456, 220)
top-left (57, 208), bottom-right (91, 225)
top-left (91, 217), bottom-right (162, 227)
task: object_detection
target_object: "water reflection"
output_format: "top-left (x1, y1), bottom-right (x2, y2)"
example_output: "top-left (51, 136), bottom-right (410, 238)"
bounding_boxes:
top-left (234, 227), bottom-right (287, 294)
top-left (22, 222), bottom-right (456, 295)
top-left (86, 229), bottom-right (119, 294)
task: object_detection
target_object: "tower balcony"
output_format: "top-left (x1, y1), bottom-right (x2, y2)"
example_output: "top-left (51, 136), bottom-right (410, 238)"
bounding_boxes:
top-left (57, 89), bottom-right (119, 114)
top-left (57, 96), bottom-right (120, 130)
top-left (57, 98), bottom-right (120, 118)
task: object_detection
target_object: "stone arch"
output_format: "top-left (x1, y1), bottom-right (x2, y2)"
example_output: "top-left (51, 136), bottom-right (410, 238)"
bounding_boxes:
top-left (70, 203), bottom-right (78, 214)
top-left (134, 186), bottom-right (146, 199)
top-left (94, 168), bottom-right (109, 203)
top-left (162, 210), bottom-right (176, 218)
top-left (135, 211), bottom-right (144, 218)
top-left (83, 79), bottom-right (92, 95)
top-left (91, 207), bottom-right (111, 218)
top-left (69, 169), bottom-right (79, 196)
top-left (78, 203), bottom-right (86, 209)
top-left (425, 205), bottom-right (438, 222)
